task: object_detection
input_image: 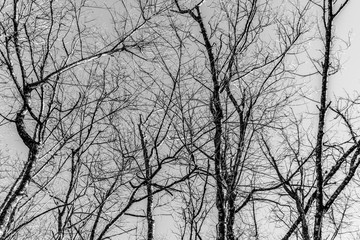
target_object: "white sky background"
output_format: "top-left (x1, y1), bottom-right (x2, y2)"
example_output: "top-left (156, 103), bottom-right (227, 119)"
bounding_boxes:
top-left (328, 1), bottom-right (360, 96)
top-left (0, 0), bottom-right (360, 239)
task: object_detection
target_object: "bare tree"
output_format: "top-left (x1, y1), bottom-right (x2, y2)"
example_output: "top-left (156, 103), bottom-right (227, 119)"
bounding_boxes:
top-left (260, 1), bottom-right (360, 239)
top-left (170, 0), bottom-right (309, 239)
top-left (0, 0), bottom-right (163, 238)
top-left (1, 0), bottom-right (359, 239)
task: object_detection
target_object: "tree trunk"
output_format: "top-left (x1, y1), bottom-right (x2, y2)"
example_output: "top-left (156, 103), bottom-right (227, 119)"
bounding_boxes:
top-left (314, 1), bottom-right (333, 239)
top-left (0, 88), bottom-right (40, 238)
top-left (139, 120), bottom-right (154, 240)
top-left (226, 189), bottom-right (236, 240)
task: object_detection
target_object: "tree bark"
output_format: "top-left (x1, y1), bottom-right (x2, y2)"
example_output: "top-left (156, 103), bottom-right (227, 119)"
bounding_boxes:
top-left (314, 1), bottom-right (333, 239)
top-left (139, 120), bottom-right (154, 240)
top-left (0, 94), bottom-right (40, 238)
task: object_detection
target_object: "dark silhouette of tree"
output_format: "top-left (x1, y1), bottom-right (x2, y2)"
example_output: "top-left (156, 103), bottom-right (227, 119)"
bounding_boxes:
top-left (0, 0), bottom-right (358, 239)
top-left (171, 0), bottom-right (309, 239)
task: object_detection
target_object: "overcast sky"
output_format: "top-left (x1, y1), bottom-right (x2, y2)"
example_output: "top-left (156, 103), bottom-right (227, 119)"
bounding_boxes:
top-left (0, 1), bottom-right (359, 239)
top-left (331, 0), bottom-right (360, 96)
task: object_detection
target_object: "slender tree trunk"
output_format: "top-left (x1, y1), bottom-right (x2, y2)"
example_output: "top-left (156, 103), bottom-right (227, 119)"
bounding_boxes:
top-left (139, 120), bottom-right (154, 240)
top-left (173, 2), bottom-right (226, 239)
top-left (0, 87), bottom-right (40, 238)
top-left (197, 13), bottom-right (226, 240)
top-left (0, 149), bottom-right (39, 238)
top-left (145, 157), bottom-right (154, 240)
top-left (296, 198), bottom-right (310, 240)
top-left (314, 1), bottom-right (333, 239)
top-left (183, 6), bottom-right (227, 240)
top-left (226, 189), bottom-right (236, 240)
